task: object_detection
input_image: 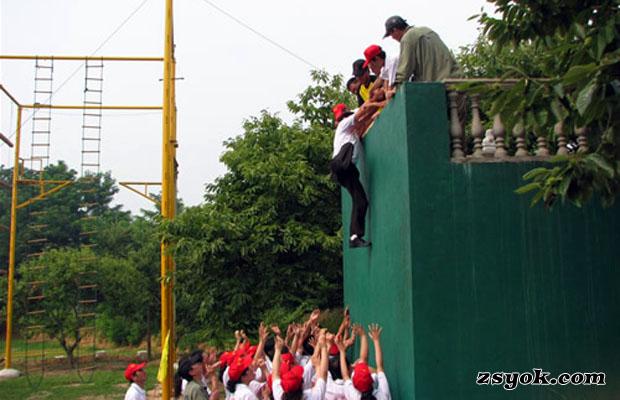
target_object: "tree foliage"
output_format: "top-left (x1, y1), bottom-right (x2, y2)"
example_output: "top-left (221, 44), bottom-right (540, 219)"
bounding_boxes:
top-left (0, 162), bottom-right (161, 351)
top-left (166, 71), bottom-right (347, 344)
top-left (461, 0), bottom-right (620, 207)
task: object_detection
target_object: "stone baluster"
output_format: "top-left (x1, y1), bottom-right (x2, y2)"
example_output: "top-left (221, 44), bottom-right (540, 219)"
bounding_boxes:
top-left (513, 120), bottom-right (528, 157)
top-left (576, 126), bottom-right (589, 153)
top-left (555, 120), bottom-right (568, 155)
top-left (492, 114), bottom-right (507, 158)
top-left (471, 94), bottom-right (483, 158)
top-left (535, 130), bottom-right (550, 156)
top-left (448, 91), bottom-right (464, 159)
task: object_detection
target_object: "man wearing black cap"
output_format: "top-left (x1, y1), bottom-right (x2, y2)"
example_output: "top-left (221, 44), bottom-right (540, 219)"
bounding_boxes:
top-left (352, 59), bottom-right (377, 107)
top-left (383, 15), bottom-right (461, 87)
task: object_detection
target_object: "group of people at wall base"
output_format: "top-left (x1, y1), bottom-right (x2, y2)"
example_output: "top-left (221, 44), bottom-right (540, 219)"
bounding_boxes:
top-left (123, 308), bottom-right (390, 400)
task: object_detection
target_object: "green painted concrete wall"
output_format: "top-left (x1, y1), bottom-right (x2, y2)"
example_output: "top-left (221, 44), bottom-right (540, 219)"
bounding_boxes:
top-left (342, 83), bottom-right (620, 399)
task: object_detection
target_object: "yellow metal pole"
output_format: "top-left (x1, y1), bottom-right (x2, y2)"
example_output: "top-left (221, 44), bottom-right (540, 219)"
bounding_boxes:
top-left (22, 104), bottom-right (162, 110)
top-left (161, 0), bottom-right (176, 397)
top-left (0, 55), bottom-right (163, 61)
top-left (4, 107), bottom-right (22, 369)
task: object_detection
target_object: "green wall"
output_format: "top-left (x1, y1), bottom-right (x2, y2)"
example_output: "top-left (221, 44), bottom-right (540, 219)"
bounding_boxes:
top-left (342, 83), bottom-right (620, 399)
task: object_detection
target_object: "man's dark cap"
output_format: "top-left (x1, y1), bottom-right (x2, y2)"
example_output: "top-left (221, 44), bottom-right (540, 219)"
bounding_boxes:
top-left (352, 59), bottom-right (367, 78)
top-left (384, 15), bottom-right (408, 38)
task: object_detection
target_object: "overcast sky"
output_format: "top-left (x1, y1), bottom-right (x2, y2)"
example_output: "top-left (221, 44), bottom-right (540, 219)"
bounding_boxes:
top-left (1, 0), bottom-right (492, 214)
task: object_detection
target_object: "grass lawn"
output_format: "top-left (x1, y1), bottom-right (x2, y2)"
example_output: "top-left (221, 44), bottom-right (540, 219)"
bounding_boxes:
top-left (0, 362), bottom-right (161, 400)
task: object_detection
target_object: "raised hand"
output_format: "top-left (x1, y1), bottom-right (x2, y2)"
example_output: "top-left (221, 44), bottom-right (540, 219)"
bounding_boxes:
top-left (258, 322), bottom-right (269, 342)
top-left (368, 323), bottom-right (382, 341)
top-left (270, 324), bottom-right (282, 337)
top-left (352, 323), bottom-right (365, 337)
top-left (334, 335), bottom-right (346, 353)
top-left (275, 334), bottom-right (284, 351)
top-left (343, 330), bottom-right (356, 348)
top-left (309, 308), bottom-right (321, 324)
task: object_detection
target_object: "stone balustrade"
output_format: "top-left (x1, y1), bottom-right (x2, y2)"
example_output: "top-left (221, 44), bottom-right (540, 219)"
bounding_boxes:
top-left (444, 79), bottom-right (588, 162)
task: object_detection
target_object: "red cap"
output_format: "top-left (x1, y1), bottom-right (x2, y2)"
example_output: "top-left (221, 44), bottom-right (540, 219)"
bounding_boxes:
top-left (280, 365), bottom-right (304, 393)
top-left (228, 355), bottom-right (253, 381)
top-left (124, 362), bottom-right (146, 382)
top-left (219, 351), bottom-right (234, 367)
top-left (247, 345), bottom-right (258, 358)
top-left (352, 362), bottom-right (373, 392)
top-left (363, 45), bottom-right (382, 68)
top-left (332, 103), bottom-right (348, 122)
top-left (329, 343), bottom-right (339, 356)
top-left (281, 353), bottom-right (295, 366)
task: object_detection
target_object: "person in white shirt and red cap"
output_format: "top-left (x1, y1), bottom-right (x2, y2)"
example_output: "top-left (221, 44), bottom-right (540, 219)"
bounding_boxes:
top-left (329, 103), bottom-right (371, 248)
top-left (124, 362), bottom-right (147, 400)
top-left (335, 324), bottom-right (391, 400)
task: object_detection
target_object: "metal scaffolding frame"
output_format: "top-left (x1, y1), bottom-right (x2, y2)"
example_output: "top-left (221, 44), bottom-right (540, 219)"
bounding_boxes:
top-left (0, 17), bottom-right (176, 392)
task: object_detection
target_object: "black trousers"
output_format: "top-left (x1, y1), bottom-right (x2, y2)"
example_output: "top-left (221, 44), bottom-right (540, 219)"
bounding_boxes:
top-left (330, 143), bottom-right (368, 238)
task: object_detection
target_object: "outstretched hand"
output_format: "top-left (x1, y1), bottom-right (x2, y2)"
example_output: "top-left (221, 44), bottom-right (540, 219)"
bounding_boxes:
top-left (309, 309), bottom-right (321, 324)
top-left (258, 322), bottom-right (269, 342)
top-left (275, 335), bottom-right (284, 351)
top-left (368, 323), bottom-right (382, 341)
top-left (352, 323), bottom-right (365, 337)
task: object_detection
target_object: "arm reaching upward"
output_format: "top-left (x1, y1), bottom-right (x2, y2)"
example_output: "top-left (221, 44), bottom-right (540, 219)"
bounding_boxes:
top-left (318, 330), bottom-right (329, 382)
top-left (335, 336), bottom-right (350, 381)
top-left (352, 324), bottom-right (368, 364)
top-left (254, 322), bottom-right (269, 364)
top-left (368, 324), bottom-right (384, 372)
top-left (272, 335), bottom-right (284, 381)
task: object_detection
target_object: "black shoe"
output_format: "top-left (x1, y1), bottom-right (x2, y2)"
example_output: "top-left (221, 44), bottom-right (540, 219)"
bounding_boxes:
top-left (349, 237), bottom-right (371, 248)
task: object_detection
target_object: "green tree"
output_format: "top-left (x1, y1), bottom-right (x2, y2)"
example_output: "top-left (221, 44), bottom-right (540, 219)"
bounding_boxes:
top-left (0, 161), bottom-right (124, 268)
top-left (18, 246), bottom-right (151, 364)
top-left (465, 0), bottom-right (620, 207)
top-left (166, 71), bottom-right (347, 344)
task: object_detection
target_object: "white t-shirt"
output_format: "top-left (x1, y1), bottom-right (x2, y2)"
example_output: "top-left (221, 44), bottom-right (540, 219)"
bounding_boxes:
top-left (303, 362), bottom-right (315, 390)
top-left (332, 113), bottom-right (360, 162)
top-left (273, 377), bottom-right (327, 400)
top-left (231, 381), bottom-right (264, 400)
top-left (326, 373), bottom-right (346, 400)
top-left (124, 382), bottom-right (146, 400)
top-left (380, 56), bottom-right (399, 87)
top-left (223, 368), bottom-right (232, 400)
top-left (343, 372), bottom-right (391, 400)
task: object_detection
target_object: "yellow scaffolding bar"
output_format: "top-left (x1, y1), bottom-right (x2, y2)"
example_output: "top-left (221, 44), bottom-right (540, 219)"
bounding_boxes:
top-left (0, 55), bottom-right (163, 62)
top-left (22, 104), bottom-right (162, 110)
top-left (0, 85), bottom-right (21, 106)
top-left (119, 181), bottom-right (161, 205)
top-left (4, 107), bottom-right (22, 369)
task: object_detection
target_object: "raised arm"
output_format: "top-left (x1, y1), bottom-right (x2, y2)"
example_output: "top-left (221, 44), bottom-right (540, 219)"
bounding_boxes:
top-left (296, 309), bottom-right (320, 350)
top-left (272, 335), bottom-right (284, 380)
top-left (289, 324), bottom-right (301, 356)
top-left (352, 324), bottom-right (368, 364)
top-left (317, 329), bottom-right (328, 381)
top-left (368, 324), bottom-right (384, 372)
top-left (254, 322), bottom-right (269, 364)
top-left (336, 306), bottom-right (350, 340)
top-left (335, 336), bottom-right (350, 381)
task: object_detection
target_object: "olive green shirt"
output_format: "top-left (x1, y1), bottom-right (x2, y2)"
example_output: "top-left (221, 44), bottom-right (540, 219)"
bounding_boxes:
top-left (183, 380), bottom-right (208, 400)
top-left (394, 26), bottom-right (461, 85)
